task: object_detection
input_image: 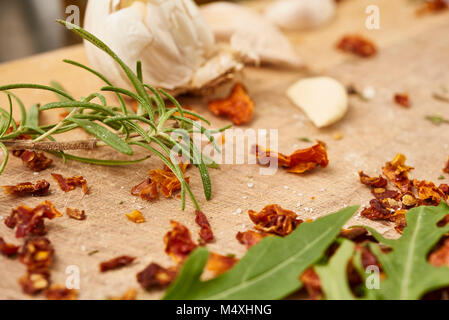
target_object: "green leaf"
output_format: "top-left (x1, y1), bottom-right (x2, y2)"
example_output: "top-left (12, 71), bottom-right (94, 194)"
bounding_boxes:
top-left (26, 104), bottom-right (40, 129)
top-left (50, 151), bottom-right (150, 166)
top-left (50, 81), bottom-right (72, 103)
top-left (315, 240), bottom-right (356, 300)
top-left (366, 202), bottom-right (449, 300)
top-left (164, 206), bottom-right (358, 300)
top-left (0, 142), bottom-right (9, 174)
top-left (69, 118), bottom-right (133, 155)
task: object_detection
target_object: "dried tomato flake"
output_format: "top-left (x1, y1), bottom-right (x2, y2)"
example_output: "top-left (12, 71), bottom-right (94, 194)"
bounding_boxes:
top-left (19, 272), bottom-right (51, 295)
top-left (430, 238), bottom-right (449, 267)
top-left (19, 237), bottom-right (54, 273)
top-left (359, 172), bottom-right (387, 188)
top-left (100, 256), bottom-right (136, 273)
top-left (300, 267), bottom-right (322, 300)
top-left (444, 158), bottom-right (449, 174)
top-left (66, 208), bottom-right (87, 221)
top-left (5, 201), bottom-right (62, 238)
top-left (137, 263), bottom-right (178, 290)
top-left (252, 141), bottom-right (328, 174)
top-left (164, 221), bottom-right (197, 263)
top-left (45, 284), bottom-right (78, 300)
top-left (360, 199), bottom-right (393, 220)
top-left (126, 210), bottom-right (146, 224)
top-left (413, 180), bottom-right (447, 205)
top-left (208, 83), bottom-right (254, 125)
top-left (51, 173), bottom-right (88, 194)
top-left (236, 230), bottom-right (266, 249)
top-left (417, 0), bottom-right (448, 15)
top-left (382, 153), bottom-right (414, 193)
top-left (248, 204), bottom-right (303, 236)
top-left (13, 150), bottom-right (52, 172)
top-left (336, 34), bottom-right (377, 58)
top-left (206, 252), bottom-right (238, 276)
top-left (195, 211), bottom-right (215, 244)
top-left (0, 237), bottom-right (19, 257)
top-left (394, 93), bottom-right (411, 108)
top-left (131, 178), bottom-right (158, 201)
top-left (2, 180), bottom-right (50, 197)
top-left (109, 288), bottom-right (138, 300)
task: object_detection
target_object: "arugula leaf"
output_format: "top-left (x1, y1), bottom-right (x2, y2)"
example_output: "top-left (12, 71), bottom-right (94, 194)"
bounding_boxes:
top-left (163, 206), bottom-right (358, 300)
top-left (315, 240), bottom-right (355, 300)
top-left (363, 202), bottom-right (449, 300)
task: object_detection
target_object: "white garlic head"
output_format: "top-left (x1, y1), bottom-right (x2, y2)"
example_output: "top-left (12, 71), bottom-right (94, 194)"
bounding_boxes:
top-left (264, 0), bottom-right (336, 31)
top-left (84, 0), bottom-right (242, 95)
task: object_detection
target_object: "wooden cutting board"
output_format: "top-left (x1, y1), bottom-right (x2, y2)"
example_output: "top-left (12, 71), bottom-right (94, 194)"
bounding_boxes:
top-left (1, 0), bottom-right (448, 300)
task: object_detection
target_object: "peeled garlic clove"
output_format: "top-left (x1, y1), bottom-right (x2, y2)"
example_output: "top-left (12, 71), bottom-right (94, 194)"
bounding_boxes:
top-left (200, 2), bottom-right (302, 69)
top-left (287, 77), bottom-right (348, 128)
top-left (84, 0), bottom-right (242, 95)
top-left (265, 0), bottom-right (336, 30)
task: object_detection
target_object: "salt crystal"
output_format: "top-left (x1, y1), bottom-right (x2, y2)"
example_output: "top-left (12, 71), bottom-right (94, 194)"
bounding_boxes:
top-left (236, 208), bottom-right (243, 215)
top-left (296, 201), bottom-right (301, 208)
top-left (284, 186), bottom-right (289, 190)
top-left (247, 182), bottom-right (255, 188)
top-left (242, 196), bottom-right (248, 200)
top-left (81, 246), bottom-right (86, 252)
top-left (362, 86), bottom-right (376, 100)
top-left (33, 172), bottom-right (39, 176)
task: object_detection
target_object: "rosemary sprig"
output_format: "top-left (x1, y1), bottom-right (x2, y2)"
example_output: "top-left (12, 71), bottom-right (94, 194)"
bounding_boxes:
top-left (0, 20), bottom-right (229, 211)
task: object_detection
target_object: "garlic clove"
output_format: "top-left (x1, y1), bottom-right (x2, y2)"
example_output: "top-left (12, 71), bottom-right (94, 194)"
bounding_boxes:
top-left (84, 0), bottom-right (241, 95)
top-left (264, 0), bottom-right (336, 31)
top-left (200, 2), bottom-right (302, 69)
top-left (287, 77), bottom-right (348, 128)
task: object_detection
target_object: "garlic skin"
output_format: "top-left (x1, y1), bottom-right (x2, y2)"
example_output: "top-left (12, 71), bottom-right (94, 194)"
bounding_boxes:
top-left (287, 77), bottom-right (348, 128)
top-left (264, 0), bottom-right (336, 31)
top-left (84, 0), bottom-right (242, 95)
top-left (200, 2), bottom-right (302, 69)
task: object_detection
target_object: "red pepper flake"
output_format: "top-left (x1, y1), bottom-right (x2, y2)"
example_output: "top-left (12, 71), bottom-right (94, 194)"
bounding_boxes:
top-left (358, 172), bottom-right (387, 188)
top-left (236, 230), bottom-right (266, 249)
top-left (5, 201), bottom-right (62, 238)
top-left (18, 237), bottom-right (54, 295)
top-left (195, 211), bottom-right (215, 244)
top-left (336, 34), bottom-right (377, 58)
top-left (252, 141), bottom-right (329, 174)
top-left (248, 204), bottom-right (303, 236)
top-left (45, 284), bottom-right (78, 300)
top-left (417, 0), bottom-right (448, 15)
top-left (99, 255), bottom-right (136, 273)
top-left (109, 288), bottom-right (138, 300)
top-left (444, 158), bottom-right (449, 174)
top-left (394, 93), bottom-right (411, 108)
top-left (131, 178), bottom-right (158, 201)
top-left (430, 238), bottom-right (449, 267)
top-left (339, 227), bottom-right (375, 243)
top-left (413, 179), bottom-right (447, 206)
top-left (51, 173), bottom-right (88, 194)
top-left (2, 180), bottom-right (50, 197)
top-left (206, 252), bottom-right (238, 276)
top-left (164, 221), bottom-right (198, 263)
top-left (136, 263), bottom-right (178, 290)
top-left (66, 208), bottom-right (87, 221)
top-left (382, 153), bottom-right (414, 193)
top-left (440, 184), bottom-right (449, 196)
top-left (0, 237), bottom-right (19, 257)
top-left (208, 83), bottom-right (254, 125)
top-left (300, 267), bottom-right (322, 300)
top-left (13, 150), bottom-right (52, 172)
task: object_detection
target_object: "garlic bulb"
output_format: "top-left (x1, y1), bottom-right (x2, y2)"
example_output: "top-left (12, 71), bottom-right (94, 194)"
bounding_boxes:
top-left (264, 0), bottom-right (336, 31)
top-left (84, 0), bottom-right (242, 95)
top-left (200, 2), bottom-right (302, 69)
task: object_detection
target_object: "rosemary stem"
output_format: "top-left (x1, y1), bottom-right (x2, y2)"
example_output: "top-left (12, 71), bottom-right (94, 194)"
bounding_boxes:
top-left (1, 139), bottom-right (98, 151)
top-left (33, 107), bottom-right (79, 142)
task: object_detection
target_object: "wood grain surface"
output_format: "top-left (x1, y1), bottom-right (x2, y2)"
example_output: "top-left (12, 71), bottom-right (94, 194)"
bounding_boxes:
top-left (0, 0), bottom-right (448, 299)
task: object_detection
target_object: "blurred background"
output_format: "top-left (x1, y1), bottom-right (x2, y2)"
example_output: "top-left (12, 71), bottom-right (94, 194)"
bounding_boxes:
top-left (0, 0), bottom-right (222, 63)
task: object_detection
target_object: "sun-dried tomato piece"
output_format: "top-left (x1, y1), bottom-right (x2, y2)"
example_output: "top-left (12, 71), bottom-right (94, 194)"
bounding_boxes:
top-left (66, 208), bottom-right (87, 221)
top-left (164, 221), bottom-right (197, 263)
top-left (195, 211), bottom-right (214, 244)
top-left (359, 172), bottom-right (387, 188)
top-left (51, 173), bottom-right (88, 194)
top-left (126, 210), bottom-right (146, 224)
top-left (236, 230), bottom-right (266, 249)
top-left (252, 141), bottom-right (329, 174)
top-left (109, 288), bottom-right (138, 300)
top-left (5, 201), bottom-right (62, 238)
top-left (19, 272), bottom-right (51, 295)
top-left (444, 158), bottom-right (449, 174)
top-left (413, 180), bottom-right (447, 205)
top-left (394, 93), bottom-right (410, 108)
top-left (13, 150), bottom-right (52, 172)
top-left (391, 210), bottom-right (407, 233)
top-left (300, 267), bottom-right (322, 300)
top-left (45, 284), bottom-right (78, 300)
top-left (206, 253), bottom-right (238, 276)
top-left (371, 188), bottom-right (401, 201)
top-left (100, 255), bottom-right (136, 273)
top-left (382, 153), bottom-right (414, 193)
top-left (440, 184), bottom-right (449, 196)
top-left (208, 83), bottom-right (254, 125)
top-left (417, 0), bottom-right (448, 15)
top-left (336, 34), bottom-right (377, 58)
top-left (248, 204), bottom-right (303, 236)
top-left (2, 180), bottom-right (50, 197)
top-left (339, 228), bottom-right (375, 243)
top-left (149, 165), bottom-right (189, 198)
top-left (0, 237), bottom-right (19, 257)
top-left (430, 238), bottom-right (449, 267)
top-left (137, 263), bottom-right (178, 290)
